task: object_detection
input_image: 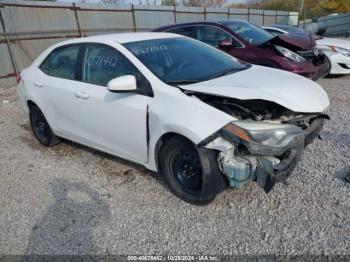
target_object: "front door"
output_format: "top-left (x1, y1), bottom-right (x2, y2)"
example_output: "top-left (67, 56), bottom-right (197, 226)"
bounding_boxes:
top-left (70, 44), bottom-right (151, 164)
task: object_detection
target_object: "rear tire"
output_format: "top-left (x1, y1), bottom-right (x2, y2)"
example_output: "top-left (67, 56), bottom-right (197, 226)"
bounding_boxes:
top-left (29, 105), bottom-right (60, 147)
top-left (159, 137), bottom-right (216, 205)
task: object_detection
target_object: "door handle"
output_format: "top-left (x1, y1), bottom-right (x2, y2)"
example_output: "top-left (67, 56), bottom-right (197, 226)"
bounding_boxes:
top-left (74, 91), bottom-right (89, 99)
top-left (34, 81), bottom-right (43, 88)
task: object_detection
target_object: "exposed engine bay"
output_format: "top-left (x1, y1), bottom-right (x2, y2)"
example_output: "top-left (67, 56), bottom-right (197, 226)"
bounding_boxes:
top-left (193, 93), bottom-right (329, 193)
top-left (194, 93), bottom-right (328, 129)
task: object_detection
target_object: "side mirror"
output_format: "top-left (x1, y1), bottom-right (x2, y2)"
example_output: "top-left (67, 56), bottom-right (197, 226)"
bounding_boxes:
top-left (218, 39), bottom-right (233, 50)
top-left (107, 75), bottom-right (137, 93)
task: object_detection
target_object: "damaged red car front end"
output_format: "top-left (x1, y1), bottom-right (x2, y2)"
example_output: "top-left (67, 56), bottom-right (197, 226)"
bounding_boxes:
top-left (153, 20), bottom-right (331, 81)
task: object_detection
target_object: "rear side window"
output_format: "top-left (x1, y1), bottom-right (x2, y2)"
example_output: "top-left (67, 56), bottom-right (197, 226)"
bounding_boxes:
top-left (167, 26), bottom-right (195, 38)
top-left (40, 46), bottom-right (80, 80)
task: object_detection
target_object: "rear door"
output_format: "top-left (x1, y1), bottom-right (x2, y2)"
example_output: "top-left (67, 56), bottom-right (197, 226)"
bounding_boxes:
top-left (37, 44), bottom-right (83, 137)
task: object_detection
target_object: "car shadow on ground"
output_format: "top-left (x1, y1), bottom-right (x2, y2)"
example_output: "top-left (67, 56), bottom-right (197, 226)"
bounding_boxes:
top-left (25, 178), bottom-right (111, 256)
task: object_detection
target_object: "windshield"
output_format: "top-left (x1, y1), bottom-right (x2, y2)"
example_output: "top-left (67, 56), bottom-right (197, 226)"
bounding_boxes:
top-left (275, 25), bottom-right (306, 34)
top-left (223, 21), bottom-right (274, 46)
top-left (123, 37), bottom-right (249, 85)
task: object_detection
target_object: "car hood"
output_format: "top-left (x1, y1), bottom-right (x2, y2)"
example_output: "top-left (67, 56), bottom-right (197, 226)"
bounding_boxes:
top-left (264, 33), bottom-right (316, 50)
top-left (317, 37), bottom-right (350, 49)
top-left (179, 65), bottom-right (330, 113)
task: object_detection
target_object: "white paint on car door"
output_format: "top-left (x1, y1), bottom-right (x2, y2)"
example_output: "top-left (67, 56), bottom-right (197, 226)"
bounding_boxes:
top-left (68, 44), bottom-right (151, 164)
top-left (69, 81), bottom-right (150, 164)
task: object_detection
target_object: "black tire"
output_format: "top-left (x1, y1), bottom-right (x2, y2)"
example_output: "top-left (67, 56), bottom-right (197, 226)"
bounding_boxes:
top-left (29, 105), bottom-right (60, 147)
top-left (159, 137), bottom-right (217, 205)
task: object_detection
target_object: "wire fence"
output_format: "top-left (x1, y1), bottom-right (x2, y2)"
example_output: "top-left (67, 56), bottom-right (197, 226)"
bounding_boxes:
top-left (0, 0), bottom-right (299, 87)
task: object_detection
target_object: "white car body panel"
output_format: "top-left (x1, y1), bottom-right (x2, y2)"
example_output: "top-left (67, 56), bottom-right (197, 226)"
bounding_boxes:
top-left (316, 38), bottom-right (350, 75)
top-left (180, 65), bottom-right (330, 113)
top-left (17, 32), bottom-right (330, 173)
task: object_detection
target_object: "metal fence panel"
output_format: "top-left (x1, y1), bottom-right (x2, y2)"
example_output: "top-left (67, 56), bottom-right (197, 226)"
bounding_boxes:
top-left (11, 39), bottom-right (63, 71)
top-left (249, 9), bottom-right (264, 25)
top-left (301, 12), bottom-right (350, 36)
top-left (205, 7), bottom-right (229, 20)
top-left (0, 43), bottom-right (16, 87)
top-left (288, 11), bottom-right (299, 26)
top-left (1, 0), bottom-right (77, 36)
top-left (0, 43), bottom-right (13, 76)
top-left (0, 0), bottom-right (299, 86)
top-left (175, 6), bottom-right (204, 23)
top-left (134, 5), bottom-right (174, 31)
top-left (276, 11), bottom-right (289, 25)
top-left (229, 8), bottom-right (248, 21)
top-left (263, 10), bottom-right (277, 25)
top-left (77, 3), bottom-right (134, 35)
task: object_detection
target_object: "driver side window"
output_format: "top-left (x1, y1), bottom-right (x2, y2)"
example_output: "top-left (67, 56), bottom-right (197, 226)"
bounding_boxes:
top-left (82, 45), bottom-right (150, 94)
top-left (194, 26), bottom-right (237, 48)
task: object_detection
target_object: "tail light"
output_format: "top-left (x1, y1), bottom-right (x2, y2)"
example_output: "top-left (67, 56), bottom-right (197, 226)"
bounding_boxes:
top-left (16, 73), bottom-right (21, 84)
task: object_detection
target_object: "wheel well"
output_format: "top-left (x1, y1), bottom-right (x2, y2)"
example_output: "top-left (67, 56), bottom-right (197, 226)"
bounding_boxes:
top-left (27, 100), bottom-right (36, 109)
top-left (154, 132), bottom-right (194, 171)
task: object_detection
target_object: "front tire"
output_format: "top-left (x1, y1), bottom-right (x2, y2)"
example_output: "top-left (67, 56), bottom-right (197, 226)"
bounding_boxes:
top-left (159, 137), bottom-right (216, 205)
top-left (29, 105), bottom-right (60, 147)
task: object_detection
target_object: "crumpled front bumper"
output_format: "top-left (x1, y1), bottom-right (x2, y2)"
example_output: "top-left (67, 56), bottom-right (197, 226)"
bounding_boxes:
top-left (204, 118), bottom-right (326, 193)
top-left (257, 117), bottom-right (326, 192)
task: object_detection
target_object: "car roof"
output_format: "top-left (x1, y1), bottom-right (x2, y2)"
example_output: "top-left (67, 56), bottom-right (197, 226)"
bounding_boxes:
top-left (153, 19), bottom-right (249, 31)
top-left (55, 32), bottom-right (182, 46)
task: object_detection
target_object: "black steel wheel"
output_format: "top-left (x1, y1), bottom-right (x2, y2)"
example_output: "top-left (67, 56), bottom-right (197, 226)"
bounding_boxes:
top-left (29, 104), bottom-right (60, 147)
top-left (169, 148), bottom-right (202, 194)
top-left (159, 137), bottom-right (216, 205)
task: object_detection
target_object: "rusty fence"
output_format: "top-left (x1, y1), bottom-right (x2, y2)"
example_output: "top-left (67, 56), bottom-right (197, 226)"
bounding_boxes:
top-left (0, 0), bottom-right (299, 87)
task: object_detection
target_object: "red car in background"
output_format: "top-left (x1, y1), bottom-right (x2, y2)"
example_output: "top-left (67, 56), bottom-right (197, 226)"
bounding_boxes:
top-left (153, 20), bottom-right (330, 81)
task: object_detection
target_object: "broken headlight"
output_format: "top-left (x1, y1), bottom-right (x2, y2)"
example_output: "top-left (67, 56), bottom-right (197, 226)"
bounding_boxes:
top-left (275, 45), bottom-right (306, 63)
top-left (222, 121), bottom-right (305, 155)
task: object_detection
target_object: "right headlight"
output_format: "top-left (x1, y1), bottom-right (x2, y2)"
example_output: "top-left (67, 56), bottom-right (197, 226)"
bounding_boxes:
top-left (222, 121), bottom-right (305, 155)
top-left (275, 45), bottom-right (306, 63)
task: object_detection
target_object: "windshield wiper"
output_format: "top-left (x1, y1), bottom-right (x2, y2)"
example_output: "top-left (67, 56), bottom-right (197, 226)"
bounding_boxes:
top-left (164, 80), bottom-right (200, 85)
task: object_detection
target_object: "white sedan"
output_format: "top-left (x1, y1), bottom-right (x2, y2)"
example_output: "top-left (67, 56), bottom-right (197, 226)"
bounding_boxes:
top-left (263, 25), bottom-right (350, 75)
top-left (17, 33), bottom-right (330, 204)
top-left (316, 37), bottom-right (350, 75)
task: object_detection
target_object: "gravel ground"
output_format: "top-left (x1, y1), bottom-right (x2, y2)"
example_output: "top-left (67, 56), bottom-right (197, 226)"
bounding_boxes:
top-left (0, 76), bottom-right (349, 256)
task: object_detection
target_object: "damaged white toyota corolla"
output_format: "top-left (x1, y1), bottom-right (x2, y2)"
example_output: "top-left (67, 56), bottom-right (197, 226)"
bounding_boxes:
top-left (17, 33), bottom-right (330, 204)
